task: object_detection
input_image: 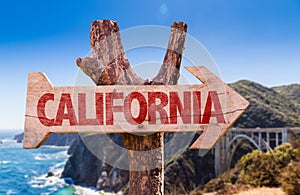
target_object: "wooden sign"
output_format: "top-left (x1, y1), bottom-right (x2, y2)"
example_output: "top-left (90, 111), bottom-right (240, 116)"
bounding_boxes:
top-left (24, 66), bottom-right (249, 149)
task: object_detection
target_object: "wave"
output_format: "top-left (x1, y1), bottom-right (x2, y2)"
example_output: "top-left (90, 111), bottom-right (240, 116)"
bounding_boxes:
top-left (5, 189), bottom-right (17, 195)
top-left (73, 186), bottom-right (100, 195)
top-left (29, 151), bottom-right (69, 192)
top-left (0, 138), bottom-right (15, 142)
top-left (30, 171), bottom-right (122, 195)
top-left (0, 160), bottom-right (10, 164)
top-left (50, 185), bottom-right (122, 195)
top-left (29, 165), bottom-right (66, 190)
top-left (29, 174), bottom-right (66, 189)
top-left (0, 139), bottom-right (21, 148)
top-left (34, 151), bottom-right (68, 161)
top-left (41, 145), bottom-right (70, 149)
top-left (29, 170), bottom-right (100, 195)
top-left (49, 162), bottom-right (66, 173)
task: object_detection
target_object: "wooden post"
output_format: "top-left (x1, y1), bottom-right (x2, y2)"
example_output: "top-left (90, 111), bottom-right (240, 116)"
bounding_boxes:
top-left (76, 20), bottom-right (187, 194)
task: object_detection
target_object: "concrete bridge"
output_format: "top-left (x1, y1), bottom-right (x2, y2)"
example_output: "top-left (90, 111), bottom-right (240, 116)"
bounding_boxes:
top-left (214, 127), bottom-right (300, 175)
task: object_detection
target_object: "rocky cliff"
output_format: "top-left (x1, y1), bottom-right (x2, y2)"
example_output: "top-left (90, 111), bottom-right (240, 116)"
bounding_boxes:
top-left (61, 134), bottom-right (129, 192)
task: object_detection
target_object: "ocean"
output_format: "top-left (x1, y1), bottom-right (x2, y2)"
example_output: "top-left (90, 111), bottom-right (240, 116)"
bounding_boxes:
top-left (0, 133), bottom-right (100, 195)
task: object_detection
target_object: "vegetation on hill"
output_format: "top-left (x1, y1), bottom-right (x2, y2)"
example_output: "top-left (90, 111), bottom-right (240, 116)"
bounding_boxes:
top-left (273, 84), bottom-right (300, 104)
top-left (201, 138), bottom-right (300, 195)
top-left (230, 80), bottom-right (300, 128)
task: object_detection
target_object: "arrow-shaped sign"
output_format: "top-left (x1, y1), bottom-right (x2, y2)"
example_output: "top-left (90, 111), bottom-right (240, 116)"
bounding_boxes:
top-left (24, 66), bottom-right (249, 149)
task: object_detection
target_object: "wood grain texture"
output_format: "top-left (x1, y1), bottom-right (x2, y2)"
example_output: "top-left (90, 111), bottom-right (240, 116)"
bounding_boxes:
top-left (76, 20), bottom-right (144, 85)
top-left (24, 66), bottom-right (249, 150)
top-left (185, 66), bottom-right (250, 149)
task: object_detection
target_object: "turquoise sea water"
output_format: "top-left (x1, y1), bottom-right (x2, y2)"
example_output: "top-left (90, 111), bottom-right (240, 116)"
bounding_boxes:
top-left (0, 134), bottom-right (100, 195)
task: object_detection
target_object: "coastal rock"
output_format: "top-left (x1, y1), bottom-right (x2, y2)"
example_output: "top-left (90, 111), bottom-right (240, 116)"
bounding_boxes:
top-left (13, 133), bottom-right (23, 143)
top-left (45, 134), bottom-right (79, 146)
top-left (14, 133), bottom-right (78, 146)
top-left (61, 137), bottom-right (102, 186)
top-left (67, 137), bottom-right (80, 155)
top-left (61, 134), bottom-right (129, 190)
top-left (164, 143), bottom-right (215, 194)
top-left (46, 171), bottom-right (55, 178)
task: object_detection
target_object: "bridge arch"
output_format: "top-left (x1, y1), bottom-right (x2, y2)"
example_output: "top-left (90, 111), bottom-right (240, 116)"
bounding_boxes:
top-left (215, 127), bottom-right (291, 175)
top-left (225, 134), bottom-right (262, 170)
top-left (228, 134), bottom-right (262, 152)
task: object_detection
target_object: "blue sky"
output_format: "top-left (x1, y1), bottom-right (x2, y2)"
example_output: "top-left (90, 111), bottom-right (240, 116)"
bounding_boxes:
top-left (0, 0), bottom-right (300, 130)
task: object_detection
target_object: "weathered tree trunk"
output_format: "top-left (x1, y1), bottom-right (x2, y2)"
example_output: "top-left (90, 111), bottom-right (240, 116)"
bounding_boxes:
top-left (77, 20), bottom-right (145, 85)
top-left (122, 22), bottom-right (187, 195)
top-left (76, 20), bottom-right (187, 194)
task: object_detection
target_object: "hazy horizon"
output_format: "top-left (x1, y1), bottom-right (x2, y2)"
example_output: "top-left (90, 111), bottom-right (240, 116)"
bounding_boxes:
top-left (0, 129), bottom-right (23, 138)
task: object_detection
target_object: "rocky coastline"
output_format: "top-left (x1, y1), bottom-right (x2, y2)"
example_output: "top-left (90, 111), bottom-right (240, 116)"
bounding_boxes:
top-left (61, 133), bottom-right (216, 194)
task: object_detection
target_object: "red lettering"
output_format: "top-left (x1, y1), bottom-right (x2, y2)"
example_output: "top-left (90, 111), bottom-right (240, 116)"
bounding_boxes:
top-left (106, 92), bottom-right (124, 125)
top-left (202, 91), bottom-right (225, 124)
top-left (78, 93), bottom-right (99, 125)
top-left (96, 93), bottom-right (104, 125)
top-left (55, 93), bottom-right (78, 126)
top-left (170, 91), bottom-right (191, 124)
top-left (37, 90), bottom-right (227, 128)
top-left (193, 91), bottom-right (201, 124)
top-left (37, 93), bottom-right (55, 126)
top-left (124, 92), bottom-right (147, 125)
top-left (148, 92), bottom-right (169, 124)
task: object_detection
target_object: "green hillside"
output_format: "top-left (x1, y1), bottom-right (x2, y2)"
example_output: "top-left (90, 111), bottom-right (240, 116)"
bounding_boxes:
top-left (230, 80), bottom-right (300, 128)
top-left (273, 84), bottom-right (300, 104)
